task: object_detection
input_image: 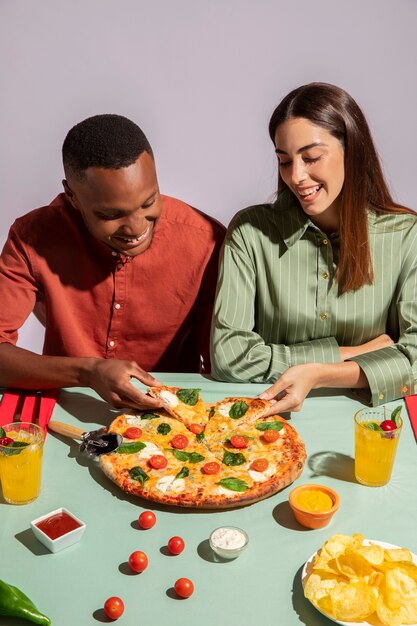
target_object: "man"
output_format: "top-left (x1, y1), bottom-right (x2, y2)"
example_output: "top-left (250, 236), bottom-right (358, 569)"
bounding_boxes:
top-left (0, 114), bottom-right (225, 409)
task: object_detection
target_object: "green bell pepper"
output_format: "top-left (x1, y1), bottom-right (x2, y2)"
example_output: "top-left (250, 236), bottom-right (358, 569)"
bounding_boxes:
top-left (0, 579), bottom-right (51, 624)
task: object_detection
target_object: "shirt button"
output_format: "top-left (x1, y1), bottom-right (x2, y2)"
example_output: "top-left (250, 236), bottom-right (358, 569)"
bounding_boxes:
top-left (402, 386), bottom-right (408, 393)
top-left (109, 340), bottom-right (115, 348)
top-left (111, 251), bottom-right (117, 256)
top-left (322, 272), bottom-right (329, 279)
top-left (117, 263), bottom-right (123, 270)
top-left (322, 239), bottom-right (329, 245)
top-left (320, 313), bottom-right (328, 320)
top-left (114, 303), bottom-right (121, 310)
top-left (378, 392), bottom-right (384, 400)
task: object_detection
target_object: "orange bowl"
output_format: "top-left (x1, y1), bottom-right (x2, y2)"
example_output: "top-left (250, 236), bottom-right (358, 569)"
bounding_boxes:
top-left (289, 484), bottom-right (340, 529)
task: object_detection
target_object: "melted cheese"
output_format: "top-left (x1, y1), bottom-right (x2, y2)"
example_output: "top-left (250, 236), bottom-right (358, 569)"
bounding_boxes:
top-left (155, 475), bottom-right (185, 494)
top-left (218, 402), bottom-right (234, 418)
top-left (138, 442), bottom-right (162, 459)
top-left (160, 390), bottom-right (180, 408)
top-left (248, 463), bottom-right (277, 482)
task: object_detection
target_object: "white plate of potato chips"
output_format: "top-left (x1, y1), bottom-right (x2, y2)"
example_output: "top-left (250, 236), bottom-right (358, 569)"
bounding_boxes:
top-left (302, 533), bottom-right (417, 626)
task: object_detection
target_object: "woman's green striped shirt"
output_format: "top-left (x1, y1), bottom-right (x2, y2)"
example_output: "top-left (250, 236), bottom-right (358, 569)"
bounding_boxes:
top-left (210, 191), bottom-right (417, 406)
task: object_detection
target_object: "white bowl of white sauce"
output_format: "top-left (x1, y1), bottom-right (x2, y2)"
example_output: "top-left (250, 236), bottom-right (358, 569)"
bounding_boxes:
top-left (209, 526), bottom-right (249, 559)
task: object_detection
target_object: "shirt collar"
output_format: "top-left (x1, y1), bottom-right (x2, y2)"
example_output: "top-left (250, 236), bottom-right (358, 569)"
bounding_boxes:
top-left (273, 189), bottom-right (316, 247)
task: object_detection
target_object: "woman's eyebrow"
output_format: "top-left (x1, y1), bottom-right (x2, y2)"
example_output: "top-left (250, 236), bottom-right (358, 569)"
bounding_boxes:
top-left (275, 141), bottom-right (327, 155)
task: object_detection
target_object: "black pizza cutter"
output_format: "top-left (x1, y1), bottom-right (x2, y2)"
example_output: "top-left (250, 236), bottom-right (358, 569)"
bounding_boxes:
top-left (48, 420), bottom-right (122, 457)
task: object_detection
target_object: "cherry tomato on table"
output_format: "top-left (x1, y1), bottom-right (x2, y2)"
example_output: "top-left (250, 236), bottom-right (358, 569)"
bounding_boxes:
top-left (148, 455), bottom-right (168, 470)
top-left (104, 597), bottom-right (124, 620)
top-left (167, 536), bottom-right (185, 555)
top-left (124, 427), bottom-right (143, 439)
top-left (262, 429), bottom-right (280, 443)
top-left (138, 510), bottom-right (156, 529)
top-left (229, 435), bottom-right (248, 449)
top-left (171, 434), bottom-right (189, 449)
top-left (174, 577), bottom-right (194, 598)
top-left (201, 461), bottom-right (220, 475)
top-left (128, 550), bottom-right (148, 573)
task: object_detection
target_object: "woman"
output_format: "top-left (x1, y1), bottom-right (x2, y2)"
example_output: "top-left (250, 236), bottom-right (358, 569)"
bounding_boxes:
top-left (211, 82), bottom-right (417, 414)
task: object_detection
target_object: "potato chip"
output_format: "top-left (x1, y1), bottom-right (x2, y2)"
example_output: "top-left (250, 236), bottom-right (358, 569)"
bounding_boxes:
top-left (322, 534), bottom-right (357, 557)
top-left (329, 581), bottom-right (377, 621)
top-left (304, 571), bottom-right (345, 606)
top-left (356, 544), bottom-right (385, 565)
top-left (335, 553), bottom-right (374, 580)
top-left (377, 593), bottom-right (417, 626)
top-left (384, 548), bottom-right (413, 562)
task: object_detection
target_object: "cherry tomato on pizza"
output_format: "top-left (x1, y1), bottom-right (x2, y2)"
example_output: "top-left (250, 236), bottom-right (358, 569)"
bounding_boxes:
top-left (174, 577), bottom-right (194, 598)
top-left (128, 550), bottom-right (148, 573)
top-left (148, 455), bottom-right (168, 470)
top-left (171, 434), bottom-right (189, 449)
top-left (262, 429), bottom-right (280, 443)
top-left (189, 423), bottom-right (205, 435)
top-left (201, 461), bottom-right (221, 475)
top-left (229, 435), bottom-right (248, 449)
top-left (250, 458), bottom-right (269, 472)
top-left (104, 597), bottom-right (124, 619)
top-left (138, 510), bottom-right (156, 529)
top-left (167, 536), bottom-right (185, 555)
top-left (124, 427), bottom-right (143, 439)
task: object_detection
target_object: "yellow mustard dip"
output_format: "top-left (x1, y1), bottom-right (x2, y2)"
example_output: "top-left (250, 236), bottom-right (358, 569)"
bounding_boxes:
top-left (294, 489), bottom-right (333, 512)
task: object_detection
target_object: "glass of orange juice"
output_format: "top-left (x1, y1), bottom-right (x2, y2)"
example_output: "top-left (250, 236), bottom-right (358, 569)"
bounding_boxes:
top-left (0, 422), bottom-right (44, 504)
top-left (354, 407), bottom-right (402, 487)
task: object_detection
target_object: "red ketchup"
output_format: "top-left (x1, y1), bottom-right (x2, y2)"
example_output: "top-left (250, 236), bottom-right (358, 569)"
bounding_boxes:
top-left (36, 511), bottom-right (81, 540)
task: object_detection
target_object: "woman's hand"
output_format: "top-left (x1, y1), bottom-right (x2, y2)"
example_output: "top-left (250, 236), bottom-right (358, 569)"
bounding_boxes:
top-left (258, 363), bottom-right (321, 416)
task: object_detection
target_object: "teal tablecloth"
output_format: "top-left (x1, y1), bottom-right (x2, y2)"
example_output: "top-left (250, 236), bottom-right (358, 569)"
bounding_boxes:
top-left (1, 374), bottom-right (416, 626)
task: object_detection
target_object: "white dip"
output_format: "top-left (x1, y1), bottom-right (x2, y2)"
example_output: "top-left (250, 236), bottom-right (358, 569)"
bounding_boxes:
top-left (211, 527), bottom-right (246, 550)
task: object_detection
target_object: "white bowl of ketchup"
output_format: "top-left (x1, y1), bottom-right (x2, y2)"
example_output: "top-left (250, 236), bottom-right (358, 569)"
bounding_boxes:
top-left (31, 507), bottom-right (86, 553)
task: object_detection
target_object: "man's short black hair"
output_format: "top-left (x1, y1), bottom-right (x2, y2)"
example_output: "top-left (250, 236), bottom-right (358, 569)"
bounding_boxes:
top-left (62, 114), bottom-right (153, 179)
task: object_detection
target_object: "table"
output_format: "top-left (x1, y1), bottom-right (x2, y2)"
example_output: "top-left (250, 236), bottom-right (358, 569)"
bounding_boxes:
top-left (1, 374), bottom-right (416, 626)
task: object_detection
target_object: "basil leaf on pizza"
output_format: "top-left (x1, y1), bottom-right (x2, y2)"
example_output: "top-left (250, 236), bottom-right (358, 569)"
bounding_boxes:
top-left (255, 421), bottom-right (284, 432)
top-left (116, 441), bottom-right (146, 454)
top-left (171, 449), bottom-right (189, 462)
top-left (196, 432), bottom-right (205, 443)
top-left (140, 412), bottom-right (161, 420)
top-left (171, 449), bottom-right (205, 463)
top-left (216, 477), bottom-right (248, 492)
top-left (175, 467), bottom-right (190, 480)
top-left (229, 401), bottom-right (249, 419)
top-left (129, 466), bottom-right (149, 487)
top-left (157, 423), bottom-right (171, 435)
top-left (222, 451), bottom-right (246, 466)
top-left (176, 388), bottom-right (201, 406)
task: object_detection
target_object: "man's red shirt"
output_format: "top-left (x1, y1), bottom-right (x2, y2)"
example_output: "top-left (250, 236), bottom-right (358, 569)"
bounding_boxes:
top-left (0, 194), bottom-right (225, 372)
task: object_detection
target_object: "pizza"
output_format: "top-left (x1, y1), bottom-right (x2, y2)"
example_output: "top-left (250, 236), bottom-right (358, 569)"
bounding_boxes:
top-left (148, 386), bottom-right (209, 432)
top-left (99, 390), bottom-right (306, 509)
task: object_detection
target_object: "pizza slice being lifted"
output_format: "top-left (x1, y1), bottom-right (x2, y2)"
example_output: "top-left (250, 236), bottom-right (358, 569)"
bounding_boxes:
top-left (213, 397), bottom-right (273, 424)
top-left (148, 386), bottom-right (210, 433)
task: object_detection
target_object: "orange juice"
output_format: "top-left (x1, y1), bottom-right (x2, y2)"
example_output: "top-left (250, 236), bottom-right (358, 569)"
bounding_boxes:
top-left (354, 408), bottom-right (402, 487)
top-left (0, 423), bottom-right (44, 504)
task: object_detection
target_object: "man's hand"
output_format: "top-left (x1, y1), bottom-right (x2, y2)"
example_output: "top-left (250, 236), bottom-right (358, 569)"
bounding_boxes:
top-left (86, 358), bottom-right (164, 410)
top-left (340, 334), bottom-right (394, 360)
top-left (258, 363), bottom-right (320, 416)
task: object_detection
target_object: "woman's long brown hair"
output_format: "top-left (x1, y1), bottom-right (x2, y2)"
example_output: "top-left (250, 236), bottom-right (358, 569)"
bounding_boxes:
top-left (268, 82), bottom-right (414, 293)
